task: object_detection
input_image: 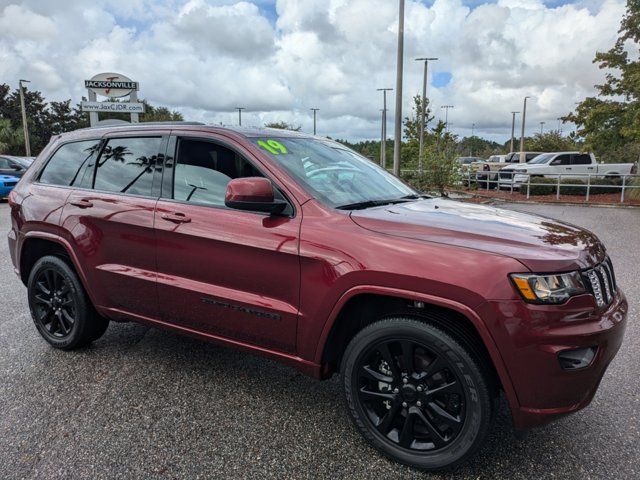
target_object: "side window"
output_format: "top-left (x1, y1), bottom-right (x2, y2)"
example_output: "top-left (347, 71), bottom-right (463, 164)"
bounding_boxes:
top-left (172, 139), bottom-right (262, 206)
top-left (39, 140), bottom-right (102, 187)
top-left (93, 137), bottom-right (162, 196)
top-left (572, 154), bottom-right (591, 165)
top-left (0, 157), bottom-right (10, 169)
top-left (551, 154), bottom-right (570, 166)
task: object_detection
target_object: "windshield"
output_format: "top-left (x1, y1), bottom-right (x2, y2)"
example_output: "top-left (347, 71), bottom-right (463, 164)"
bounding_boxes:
top-left (528, 153), bottom-right (554, 164)
top-left (456, 157), bottom-right (476, 164)
top-left (250, 137), bottom-right (416, 208)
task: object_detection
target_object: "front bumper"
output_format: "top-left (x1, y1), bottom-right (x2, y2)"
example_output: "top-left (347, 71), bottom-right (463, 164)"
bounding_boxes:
top-left (479, 290), bottom-right (628, 429)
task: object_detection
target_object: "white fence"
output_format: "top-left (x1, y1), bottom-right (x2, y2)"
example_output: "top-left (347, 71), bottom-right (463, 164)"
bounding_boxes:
top-left (465, 171), bottom-right (640, 202)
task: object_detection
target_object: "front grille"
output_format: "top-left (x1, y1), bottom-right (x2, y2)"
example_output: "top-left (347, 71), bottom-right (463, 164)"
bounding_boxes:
top-left (582, 257), bottom-right (617, 307)
top-left (499, 169), bottom-right (514, 180)
top-left (3, 181), bottom-right (17, 187)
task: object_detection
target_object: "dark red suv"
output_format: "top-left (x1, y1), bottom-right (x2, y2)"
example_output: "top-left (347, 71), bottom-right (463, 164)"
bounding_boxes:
top-left (8, 123), bottom-right (627, 470)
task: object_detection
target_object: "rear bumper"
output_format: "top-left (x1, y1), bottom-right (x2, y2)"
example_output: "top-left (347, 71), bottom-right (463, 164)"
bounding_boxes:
top-left (480, 290), bottom-right (628, 429)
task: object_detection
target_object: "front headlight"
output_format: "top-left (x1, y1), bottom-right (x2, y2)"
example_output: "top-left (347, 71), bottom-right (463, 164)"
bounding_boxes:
top-left (510, 272), bottom-right (586, 304)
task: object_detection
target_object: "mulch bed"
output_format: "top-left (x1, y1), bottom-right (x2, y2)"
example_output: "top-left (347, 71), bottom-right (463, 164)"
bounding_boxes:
top-left (452, 189), bottom-right (640, 206)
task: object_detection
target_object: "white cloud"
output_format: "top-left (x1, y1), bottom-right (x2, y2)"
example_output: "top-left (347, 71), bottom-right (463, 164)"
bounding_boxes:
top-left (0, 0), bottom-right (628, 142)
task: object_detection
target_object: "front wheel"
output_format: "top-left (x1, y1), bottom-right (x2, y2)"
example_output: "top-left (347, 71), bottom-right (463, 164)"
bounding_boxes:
top-left (341, 317), bottom-right (493, 471)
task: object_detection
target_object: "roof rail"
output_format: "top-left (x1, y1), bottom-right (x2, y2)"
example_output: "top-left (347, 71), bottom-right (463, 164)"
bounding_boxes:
top-left (79, 121), bottom-right (206, 131)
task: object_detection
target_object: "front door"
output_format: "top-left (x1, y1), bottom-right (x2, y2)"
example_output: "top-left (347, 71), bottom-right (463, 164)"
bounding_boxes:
top-left (154, 135), bottom-right (300, 353)
top-left (61, 133), bottom-right (167, 320)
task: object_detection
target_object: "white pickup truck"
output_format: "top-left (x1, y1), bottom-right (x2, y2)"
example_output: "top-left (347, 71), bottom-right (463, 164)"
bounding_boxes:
top-left (498, 151), bottom-right (636, 188)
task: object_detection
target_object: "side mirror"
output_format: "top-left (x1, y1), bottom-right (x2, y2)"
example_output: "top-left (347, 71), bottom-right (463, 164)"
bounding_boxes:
top-left (225, 177), bottom-right (287, 215)
top-left (12, 165), bottom-right (22, 171)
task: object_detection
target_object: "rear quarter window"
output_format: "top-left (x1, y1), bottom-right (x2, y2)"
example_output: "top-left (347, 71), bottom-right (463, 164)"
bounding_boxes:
top-left (39, 140), bottom-right (102, 186)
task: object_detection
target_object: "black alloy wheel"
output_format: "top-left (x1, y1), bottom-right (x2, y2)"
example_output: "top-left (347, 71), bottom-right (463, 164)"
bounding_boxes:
top-left (28, 255), bottom-right (109, 349)
top-left (342, 317), bottom-right (493, 471)
top-left (356, 338), bottom-right (466, 451)
top-left (32, 267), bottom-right (76, 338)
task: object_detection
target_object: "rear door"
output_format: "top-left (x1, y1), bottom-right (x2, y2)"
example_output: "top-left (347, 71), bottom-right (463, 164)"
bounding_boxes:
top-left (61, 132), bottom-right (168, 320)
top-left (153, 133), bottom-right (300, 353)
top-left (570, 153), bottom-right (592, 176)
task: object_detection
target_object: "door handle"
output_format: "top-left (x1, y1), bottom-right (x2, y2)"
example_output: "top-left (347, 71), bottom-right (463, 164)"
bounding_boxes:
top-left (70, 199), bottom-right (93, 209)
top-left (161, 212), bottom-right (191, 224)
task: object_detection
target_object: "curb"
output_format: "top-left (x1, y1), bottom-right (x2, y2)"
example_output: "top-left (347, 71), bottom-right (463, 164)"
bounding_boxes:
top-left (449, 190), bottom-right (640, 209)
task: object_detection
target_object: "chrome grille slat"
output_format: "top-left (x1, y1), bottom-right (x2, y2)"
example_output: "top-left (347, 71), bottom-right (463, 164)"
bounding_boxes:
top-left (582, 257), bottom-right (617, 307)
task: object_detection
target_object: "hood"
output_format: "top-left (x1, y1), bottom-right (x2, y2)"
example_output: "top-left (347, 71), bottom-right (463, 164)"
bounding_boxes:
top-left (350, 198), bottom-right (605, 272)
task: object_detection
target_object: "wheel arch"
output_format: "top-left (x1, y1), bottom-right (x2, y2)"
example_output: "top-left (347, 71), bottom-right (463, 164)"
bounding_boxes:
top-left (19, 233), bottom-right (92, 300)
top-left (315, 286), bottom-right (518, 407)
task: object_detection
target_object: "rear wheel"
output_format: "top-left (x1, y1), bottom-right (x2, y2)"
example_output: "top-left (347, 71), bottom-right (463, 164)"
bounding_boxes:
top-left (341, 317), bottom-right (493, 471)
top-left (27, 255), bottom-right (109, 350)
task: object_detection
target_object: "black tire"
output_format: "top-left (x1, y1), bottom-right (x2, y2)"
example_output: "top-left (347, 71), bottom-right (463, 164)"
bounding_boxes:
top-left (27, 255), bottom-right (109, 350)
top-left (341, 317), bottom-right (493, 471)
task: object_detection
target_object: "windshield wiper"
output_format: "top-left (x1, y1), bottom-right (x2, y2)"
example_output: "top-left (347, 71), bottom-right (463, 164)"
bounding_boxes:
top-left (336, 198), bottom-right (414, 210)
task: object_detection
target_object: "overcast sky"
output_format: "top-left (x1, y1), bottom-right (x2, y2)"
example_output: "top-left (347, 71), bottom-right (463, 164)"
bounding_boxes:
top-left (0, 0), bottom-right (626, 142)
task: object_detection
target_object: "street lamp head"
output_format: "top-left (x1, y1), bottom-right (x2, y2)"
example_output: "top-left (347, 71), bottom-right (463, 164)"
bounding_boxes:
top-left (376, 88), bottom-right (393, 91)
top-left (19, 79), bottom-right (31, 85)
top-left (415, 57), bottom-right (438, 61)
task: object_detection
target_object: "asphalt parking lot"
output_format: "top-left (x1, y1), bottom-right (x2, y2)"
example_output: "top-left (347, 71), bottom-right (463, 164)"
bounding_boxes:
top-left (0, 201), bottom-right (638, 479)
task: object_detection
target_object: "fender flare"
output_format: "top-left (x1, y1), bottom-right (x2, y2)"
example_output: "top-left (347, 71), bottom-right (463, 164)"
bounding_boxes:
top-left (313, 285), bottom-right (520, 411)
top-left (19, 231), bottom-right (98, 307)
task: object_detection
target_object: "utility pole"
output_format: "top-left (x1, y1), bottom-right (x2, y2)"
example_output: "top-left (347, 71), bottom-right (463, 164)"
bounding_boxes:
top-left (18, 79), bottom-right (31, 156)
top-left (471, 123), bottom-right (475, 137)
top-left (310, 108), bottom-right (319, 135)
top-left (377, 88), bottom-right (393, 168)
top-left (510, 111), bottom-right (519, 153)
top-left (441, 105), bottom-right (454, 133)
top-left (540, 121), bottom-right (545, 135)
top-left (519, 96), bottom-right (530, 163)
top-left (236, 107), bottom-right (245, 126)
top-left (415, 57), bottom-right (437, 174)
top-left (392, 0), bottom-right (405, 176)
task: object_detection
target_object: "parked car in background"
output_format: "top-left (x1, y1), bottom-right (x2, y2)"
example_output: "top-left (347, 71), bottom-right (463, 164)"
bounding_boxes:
top-left (498, 152), bottom-right (636, 189)
top-left (474, 152), bottom-right (544, 188)
top-left (503, 151), bottom-right (545, 164)
top-left (0, 174), bottom-right (20, 199)
top-left (8, 124), bottom-right (628, 471)
top-left (0, 155), bottom-right (35, 178)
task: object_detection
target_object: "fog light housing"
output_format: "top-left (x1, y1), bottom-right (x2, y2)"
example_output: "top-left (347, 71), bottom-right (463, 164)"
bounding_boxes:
top-left (558, 347), bottom-right (597, 370)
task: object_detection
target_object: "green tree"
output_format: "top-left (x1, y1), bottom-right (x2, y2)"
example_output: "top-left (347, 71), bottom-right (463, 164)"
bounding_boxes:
top-left (563, 0), bottom-right (640, 164)
top-left (0, 118), bottom-right (23, 154)
top-left (525, 131), bottom-right (580, 152)
top-left (264, 121), bottom-right (301, 131)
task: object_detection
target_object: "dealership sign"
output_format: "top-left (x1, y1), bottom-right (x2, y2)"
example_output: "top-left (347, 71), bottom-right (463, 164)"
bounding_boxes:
top-left (80, 101), bottom-right (145, 113)
top-left (84, 72), bottom-right (138, 98)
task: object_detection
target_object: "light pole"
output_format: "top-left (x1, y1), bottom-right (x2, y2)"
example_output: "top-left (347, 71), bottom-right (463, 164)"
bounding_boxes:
top-left (441, 105), bottom-right (454, 133)
top-left (377, 88), bottom-right (393, 168)
top-left (539, 121), bottom-right (545, 135)
top-left (470, 123), bottom-right (475, 156)
top-left (510, 111), bottom-right (519, 153)
top-left (392, 0), bottom-right (405, 176)
top-left (18, 79), bottom-right (31, 156)
top-left (236, 107), bottom-right (245, 126)
top-left (556, 117), bottom-right (563, 134)
top-left (519, 96), bottom-right (530, 162)
top-left (415, 57), bottom-right (438, 174)
top-left (310, 108), bottom-right (319, 135)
